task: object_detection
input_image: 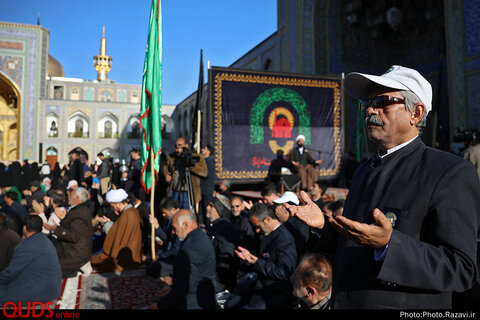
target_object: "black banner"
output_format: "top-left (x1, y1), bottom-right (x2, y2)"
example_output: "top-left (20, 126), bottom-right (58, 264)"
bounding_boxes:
top-left (209, 67), bottom-right (343, 182)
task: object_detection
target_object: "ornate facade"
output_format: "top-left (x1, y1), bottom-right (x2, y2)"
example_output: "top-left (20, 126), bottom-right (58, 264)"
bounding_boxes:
top-left (0, 21), bottom-right (175, 166)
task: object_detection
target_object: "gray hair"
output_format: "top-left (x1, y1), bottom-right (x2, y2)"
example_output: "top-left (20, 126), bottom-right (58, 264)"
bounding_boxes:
top-left (74, 187), bottom-right (89, 204)
top-left (402, 90), bottom-right (428, 134)
top-left (176, 210), bottom-right (197, 226)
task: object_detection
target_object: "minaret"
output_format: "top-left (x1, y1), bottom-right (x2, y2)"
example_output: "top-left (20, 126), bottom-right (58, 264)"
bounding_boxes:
top-left (93, 25), bottom-right (112, 82)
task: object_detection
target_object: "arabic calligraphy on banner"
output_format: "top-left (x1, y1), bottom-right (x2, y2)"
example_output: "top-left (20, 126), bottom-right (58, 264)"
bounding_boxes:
top-left (209, 67), bottom-right (343, 182)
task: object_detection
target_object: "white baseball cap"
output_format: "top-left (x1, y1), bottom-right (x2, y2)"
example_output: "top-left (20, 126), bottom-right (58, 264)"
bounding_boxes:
top-left (344, 65), bottom-right (433, 115)
top-left (273, 191), bottom-right (299, 205)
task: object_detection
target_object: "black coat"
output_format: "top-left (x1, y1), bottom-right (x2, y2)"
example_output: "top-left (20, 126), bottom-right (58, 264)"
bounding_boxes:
top-left (332, 137), bottom-right (480, 309)
top-left (66, 159), bottom-right (83, 183)
top-left (231, 211), bottom-right (257, 253)
top-left (3, 201), bottom-right (28, 224)
top-left (200, 156), bottom-right (215, 206)
top-left (155, 219), bottom-right (181, 263)
top-left (53, 203), bottom-right (94, 278)
top-left (156, 227), bottom-right (217, 309)
top-left (251, 223), bottom-right (297, 309)
top-left (207, 218), bottom-right (240, 291)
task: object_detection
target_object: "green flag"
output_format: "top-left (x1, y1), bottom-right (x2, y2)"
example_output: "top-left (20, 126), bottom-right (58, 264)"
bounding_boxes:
top-left (140, 0), bottom-right (162, 193)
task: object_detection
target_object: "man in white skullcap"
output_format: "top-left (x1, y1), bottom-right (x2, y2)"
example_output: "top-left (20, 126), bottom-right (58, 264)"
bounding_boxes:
top-left (287, 135), bottom-right (323, 190)
top-left (91, 188), bottom-right (143, 273)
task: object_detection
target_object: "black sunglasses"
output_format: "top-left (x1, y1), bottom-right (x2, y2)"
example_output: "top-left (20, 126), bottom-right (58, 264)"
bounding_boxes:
top-left (359, 95), bottom-right (406, 111)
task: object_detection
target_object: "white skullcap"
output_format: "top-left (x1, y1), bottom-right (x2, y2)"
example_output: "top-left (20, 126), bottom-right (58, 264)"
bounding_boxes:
top-left (106, 189), bottom-right (128, 203)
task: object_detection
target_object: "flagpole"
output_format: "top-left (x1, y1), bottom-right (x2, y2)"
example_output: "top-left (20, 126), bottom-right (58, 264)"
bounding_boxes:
top-left (196, 110), bottom-right (201, 153)
top-left (150, 148), bottom-right (156, 260)
top-left (195, 111), bottom-right (201, 214)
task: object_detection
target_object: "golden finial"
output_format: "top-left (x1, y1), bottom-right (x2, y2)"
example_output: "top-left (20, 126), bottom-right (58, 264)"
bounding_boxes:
top-left (93, 25), bottom-right (112, 81)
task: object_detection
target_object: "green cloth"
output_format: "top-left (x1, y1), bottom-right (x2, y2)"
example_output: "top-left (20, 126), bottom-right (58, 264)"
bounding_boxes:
top-left (140, 0), bottom-right (163, 193)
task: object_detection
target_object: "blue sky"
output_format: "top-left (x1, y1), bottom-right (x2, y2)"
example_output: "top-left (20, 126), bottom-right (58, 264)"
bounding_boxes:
top-left (0, 0), bottom-right (277, 105)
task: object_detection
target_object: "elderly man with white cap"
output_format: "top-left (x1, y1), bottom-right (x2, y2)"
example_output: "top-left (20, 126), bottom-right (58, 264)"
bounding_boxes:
top-left (91, 188), bottom-right (143, 273)
top-left (286, 65), bottom-right (480, 309)
top-left (287, 134), bottom-right (322, 191)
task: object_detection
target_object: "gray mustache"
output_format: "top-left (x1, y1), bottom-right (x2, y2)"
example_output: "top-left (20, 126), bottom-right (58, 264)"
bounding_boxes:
top-left (365, 115), bottom-right (383, 126)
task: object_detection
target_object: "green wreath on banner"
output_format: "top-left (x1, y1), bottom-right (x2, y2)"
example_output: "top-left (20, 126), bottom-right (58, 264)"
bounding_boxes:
top-left (250, 87), bottom-right (311, 144)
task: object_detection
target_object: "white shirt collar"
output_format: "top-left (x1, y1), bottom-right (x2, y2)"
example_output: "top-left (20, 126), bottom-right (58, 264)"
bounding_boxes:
top-left (379, 135), bottom-right (418, 159)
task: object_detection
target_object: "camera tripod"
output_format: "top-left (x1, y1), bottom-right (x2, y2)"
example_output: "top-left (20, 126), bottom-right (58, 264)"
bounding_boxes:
top-left (184, 167), bottom-right (196, 215)
top-left (167, 166), bottom-right (196, 215)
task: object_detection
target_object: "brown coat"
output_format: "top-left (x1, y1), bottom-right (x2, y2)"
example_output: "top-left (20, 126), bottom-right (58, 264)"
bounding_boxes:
top-left (163, 152), bottom-right (208, 204)
top-left (92, 206), bottom-right (143, 272)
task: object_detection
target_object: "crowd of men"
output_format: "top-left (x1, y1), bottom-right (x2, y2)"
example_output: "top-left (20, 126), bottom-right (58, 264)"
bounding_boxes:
top-left (0, 65), bottom-right (480, 310)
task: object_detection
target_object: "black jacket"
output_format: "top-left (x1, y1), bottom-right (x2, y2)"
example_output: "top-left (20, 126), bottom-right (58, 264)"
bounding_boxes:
top-left (252, 223), bottom-right (297, 309)
top-left (207, 218), bottom-right (240, 291)
top-left (157, 227), bottom-right (217, 309)
top-left (332, 136), bottom-right (480, 309)
top-left (53, 203), bottom-right (94, 278)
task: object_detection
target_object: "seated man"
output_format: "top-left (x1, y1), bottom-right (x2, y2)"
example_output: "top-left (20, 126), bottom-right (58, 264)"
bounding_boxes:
top-left (234, 203), bottom-right (297, 309)
top-left (260, 183), bottom-right (280, 208)
top-left (0, 215), bottom-right (62, 305)
top-left (151, 210), bottom-right (217, 309)
top-left (287, 135), bottom-right (322, 191)
top-left (291, 253), bottom-right (332, 309)
top-left (3, 191), bottom-right (28, 224)
top-left (23, 180), bottom-right (46, 212)
top-left (206, 194), bottom-right (239, 292)
top-left (0, 212), bottom-right (21, 271)
top-left (309, 179), bottom-right (328, 208)
top-left (146, 197), bottom-right (182, 280)
top-left (230, 196), bottom-right (256, 253)
top-left (92, 188), bottom-right (143, 273)
top-left (273, 191), bottom-right (309, 259)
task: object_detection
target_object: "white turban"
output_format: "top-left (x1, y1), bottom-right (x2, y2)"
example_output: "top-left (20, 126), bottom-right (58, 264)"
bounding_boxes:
top-left (106, 189), bottom-right (128, 203)
top-left (296, 135), bottom-right (305, 142)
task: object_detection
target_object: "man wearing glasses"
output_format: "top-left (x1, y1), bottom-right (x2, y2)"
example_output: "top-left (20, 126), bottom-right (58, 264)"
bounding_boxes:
top-left (287, 65), bottom-right (480, 309)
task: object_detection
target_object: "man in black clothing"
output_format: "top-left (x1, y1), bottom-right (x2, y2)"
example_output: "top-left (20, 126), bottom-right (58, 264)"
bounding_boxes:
top-left (23, 180), bottom-right (45, 212)
top-left (234, 203), bottom-right (297, 309)
top-left (206, 194), bottom-right (239, 292)
top-left (65, 150), bottom-right (83, 183)
top-left (309, 179), bottom-right (328, 209)
top-left (146, 197), bottom-right (182, 279)
top-left (230, 196), bottom-right (256, 253)
top-left (126, 148), bottom-right (142, 199)
top-left (199, 144), bottom-right (215, 226)
top-left (287, 65), bottom-right (480, 309)
top-left (3, 191), bottom-right (28, 224)
top-left (0, 212), bottom-right (21, 271)
top-left (152, 210), bottom-right (217, 309)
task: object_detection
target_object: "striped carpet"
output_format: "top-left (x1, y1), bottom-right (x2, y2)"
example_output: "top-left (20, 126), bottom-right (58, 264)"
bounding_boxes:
top-left (53, 267), bottom-right (166, 309)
